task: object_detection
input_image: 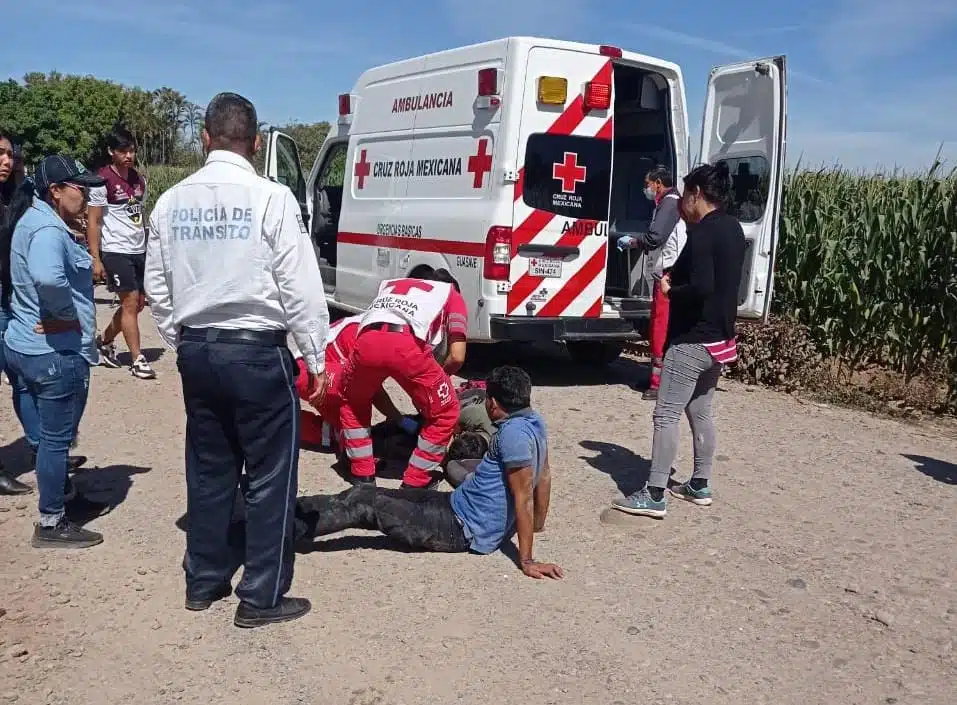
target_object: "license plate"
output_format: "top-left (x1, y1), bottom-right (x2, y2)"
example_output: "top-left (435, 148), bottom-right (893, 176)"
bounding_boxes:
top-left (528, 256), bottom-right (562, 278)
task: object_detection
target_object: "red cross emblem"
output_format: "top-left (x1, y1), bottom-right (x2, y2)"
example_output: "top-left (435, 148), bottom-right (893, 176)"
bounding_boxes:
top-left (552, 152), bottom-right (587, 193)
top-left (354, 149), bottom-right (371, 189)
top-left (467, 138), bottom-right (493, 189)
top-left (385, 279), bottom-right (434, 295)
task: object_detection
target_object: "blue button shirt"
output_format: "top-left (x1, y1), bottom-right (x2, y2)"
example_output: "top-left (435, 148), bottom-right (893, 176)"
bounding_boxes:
top-left (4, 199), bottom-right (98, 365)
top-left (451, 408), bottom-right (548, 554)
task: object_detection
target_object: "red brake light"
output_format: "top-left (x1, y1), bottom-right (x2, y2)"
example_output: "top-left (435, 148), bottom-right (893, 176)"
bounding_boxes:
top-left (599, 45), bottom-right (623, 58)
top-left (478, 68), bottom-right (498, 97)
top-left (483, 226), bottom-right (512, 281)
top-left (338, 94), bottom-right (351, 115)
top-left (584, 81), bottom-right (611, 110)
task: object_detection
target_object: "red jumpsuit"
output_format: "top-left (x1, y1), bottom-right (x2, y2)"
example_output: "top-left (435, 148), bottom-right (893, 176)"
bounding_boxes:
top-left (339, 278), bottom-right (468, 488)
top-left (295, 315), bottom-right (362, 448)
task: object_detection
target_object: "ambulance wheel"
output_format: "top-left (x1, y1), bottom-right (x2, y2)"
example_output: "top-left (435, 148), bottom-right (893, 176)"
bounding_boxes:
top-left (565, 341), bottom-right (624, 367)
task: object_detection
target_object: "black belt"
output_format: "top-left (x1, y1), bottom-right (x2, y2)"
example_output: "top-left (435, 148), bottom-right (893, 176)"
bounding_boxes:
top-left (365, 323), bottom-right (410, 334)
top-left (180, 326), bottom-right (287, 346)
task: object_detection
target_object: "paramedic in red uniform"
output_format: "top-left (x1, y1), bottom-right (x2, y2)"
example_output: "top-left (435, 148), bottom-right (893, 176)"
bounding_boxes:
top-left (296, 314), bottom-right (412, 448)
top-left (617, 166), bottom-right (686, 400)
top-left (340, 269), bottom-right (468, 489)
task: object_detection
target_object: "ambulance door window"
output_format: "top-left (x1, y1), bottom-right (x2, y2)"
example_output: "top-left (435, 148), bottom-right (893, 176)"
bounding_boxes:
top-left (521, 134), bottom-right (611, 221)
top-left (275, 134), bottom-right (307, 205)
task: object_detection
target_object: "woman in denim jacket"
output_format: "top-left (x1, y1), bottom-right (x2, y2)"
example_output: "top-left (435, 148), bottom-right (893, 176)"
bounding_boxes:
top-left (0, 155), bottom-right (105, 548)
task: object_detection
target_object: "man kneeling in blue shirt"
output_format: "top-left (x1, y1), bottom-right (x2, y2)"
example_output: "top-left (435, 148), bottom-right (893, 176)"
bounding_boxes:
top-left (295, 365), bottom-right (563, 579)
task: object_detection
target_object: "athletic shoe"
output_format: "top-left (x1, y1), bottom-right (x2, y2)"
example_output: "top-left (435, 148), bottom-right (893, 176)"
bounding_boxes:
top-left (96, 335), bottom-right (122, 369)
top-left (669, 482), bottom-right (713, 506)
top-left (31, 519), bottom-right (104, 549)
top-left (131, 355), bottom-right (156, 380)
top-left (611, 487), bottom-right (668, 518)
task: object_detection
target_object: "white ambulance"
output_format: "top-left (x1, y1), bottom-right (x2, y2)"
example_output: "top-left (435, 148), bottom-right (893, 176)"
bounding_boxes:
top-left (264, 36), bottom-right (787, 365)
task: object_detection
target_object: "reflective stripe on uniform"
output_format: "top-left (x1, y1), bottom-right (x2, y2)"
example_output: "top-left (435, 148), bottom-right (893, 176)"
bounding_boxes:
top-left (345, 444), bottom-right (374, 459)
top-left (342, 428), bottom-right (370, 440)
top-left (408, 453), bottom-right (441, 472)
top-left (417, 437), bottom-right (447, 456)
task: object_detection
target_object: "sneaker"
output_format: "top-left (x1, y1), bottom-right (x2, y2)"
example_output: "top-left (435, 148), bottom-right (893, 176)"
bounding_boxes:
top-left (669, 482), bottom-right (713, 506)
top-left (97, 335), bottom-right (122, 369)
top-left (31, 519), bottom-right (104, 549)
top-left (130, 355), bottom-right (156, 380)
top-left (611, 487), bottom-right (668, 519)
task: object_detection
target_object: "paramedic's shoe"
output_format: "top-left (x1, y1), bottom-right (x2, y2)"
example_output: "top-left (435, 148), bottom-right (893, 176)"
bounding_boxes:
top-left (131, 355), bottom-right (156, 380)
top-left (96, 336), bottom-right (122, 369)
top-left (669, 482), bottom-right (713, 506)
top-left (611, 487), bottom-right (667, 519)
top-left (400, 474), bottom-right (442, 491)
top-left (350, 475), bottom-right (376, 487)
top-left (642, 388), bottom-right (658, 401)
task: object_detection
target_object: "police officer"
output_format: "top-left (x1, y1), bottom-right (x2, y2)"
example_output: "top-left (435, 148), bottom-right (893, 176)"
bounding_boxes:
top-left (145, 93), bottom-right (329, 629)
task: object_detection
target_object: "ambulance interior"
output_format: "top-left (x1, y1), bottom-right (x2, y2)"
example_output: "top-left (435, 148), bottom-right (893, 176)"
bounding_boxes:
top-left (605, 65), bottom-right (675, 306)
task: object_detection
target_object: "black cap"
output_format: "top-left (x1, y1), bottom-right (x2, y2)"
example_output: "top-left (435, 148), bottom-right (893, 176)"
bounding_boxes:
top-left (33, 155), bottom-right (105, 193)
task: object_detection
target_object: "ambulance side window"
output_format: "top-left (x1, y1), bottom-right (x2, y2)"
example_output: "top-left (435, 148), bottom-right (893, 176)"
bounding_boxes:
top-left (522, 134), bottom-right (611, 221)
top-left (317, 143), bottom-right (348, 189)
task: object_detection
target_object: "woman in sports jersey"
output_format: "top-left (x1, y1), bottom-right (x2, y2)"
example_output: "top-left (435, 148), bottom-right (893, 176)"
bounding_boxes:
top-left (87, 126), bottom-right (155, 380)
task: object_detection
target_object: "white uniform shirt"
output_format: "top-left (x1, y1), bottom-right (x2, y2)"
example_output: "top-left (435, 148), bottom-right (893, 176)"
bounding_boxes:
top-left (359, 278), bottom-right (463, 347)
top-left (144, 150), bottom-right (329, 373)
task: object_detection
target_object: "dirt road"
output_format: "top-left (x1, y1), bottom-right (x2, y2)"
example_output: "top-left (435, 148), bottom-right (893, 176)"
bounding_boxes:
top-left (1, 303), bottom-right (955, 705)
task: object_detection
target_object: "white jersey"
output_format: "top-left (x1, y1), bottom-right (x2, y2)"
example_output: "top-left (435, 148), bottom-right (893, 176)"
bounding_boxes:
top-left (88, 166), bottom-right (148, 255)
top-left (144, 150), bottom-right (330, 373)
top-left (359, 278), bottom-right (456, 346)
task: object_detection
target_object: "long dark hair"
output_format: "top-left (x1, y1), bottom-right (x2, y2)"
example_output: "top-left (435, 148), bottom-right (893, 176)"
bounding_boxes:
top-left (0, 179), bottom-right (38, 310)
top-left (0, 131), bottom-right (16, 210)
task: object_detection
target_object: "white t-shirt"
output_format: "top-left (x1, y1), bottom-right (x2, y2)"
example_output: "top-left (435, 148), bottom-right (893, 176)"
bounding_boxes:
top-left (88, 166), bottom-right (148, 254)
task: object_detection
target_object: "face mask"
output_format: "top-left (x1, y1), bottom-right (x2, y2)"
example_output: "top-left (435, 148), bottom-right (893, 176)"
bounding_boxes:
top-left (643, 186), bottom-right (657, 201)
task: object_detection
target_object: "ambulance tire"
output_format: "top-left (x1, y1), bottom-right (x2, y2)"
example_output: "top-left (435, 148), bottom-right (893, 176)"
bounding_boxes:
top-left (565, 341), bottom-right (624, 367)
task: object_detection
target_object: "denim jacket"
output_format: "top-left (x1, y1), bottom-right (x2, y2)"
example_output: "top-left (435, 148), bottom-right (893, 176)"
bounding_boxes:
top-left (4, 198), bottom-right (98, 365)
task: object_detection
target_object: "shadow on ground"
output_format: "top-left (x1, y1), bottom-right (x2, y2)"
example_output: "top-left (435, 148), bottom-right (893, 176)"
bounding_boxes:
top-left (579, 440), bottom-right (651, 495)
top-left (459, 342), bottom-right (650, 389)
top-left (69, 464), bottom-right (152, 524)
top-left (904, 454), bottom-right (957, 485)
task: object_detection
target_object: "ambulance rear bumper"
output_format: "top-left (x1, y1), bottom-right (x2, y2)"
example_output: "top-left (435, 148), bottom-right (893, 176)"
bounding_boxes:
top-left (489, 313), bottom-right (648, 344)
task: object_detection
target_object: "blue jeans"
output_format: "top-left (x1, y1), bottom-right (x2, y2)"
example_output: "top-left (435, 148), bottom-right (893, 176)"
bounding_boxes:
top-left (3, 346), bottom-right (90, 524)
top-left (0, 322), bottom-right (41, 451)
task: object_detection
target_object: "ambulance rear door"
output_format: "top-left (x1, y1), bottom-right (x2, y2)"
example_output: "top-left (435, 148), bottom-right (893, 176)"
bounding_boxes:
top-left (699, 56), bottom-right (787, 321)
top-left (264, 129), bottom-right (310, 233)
top-left (508, 45), bottom-right (614, 320)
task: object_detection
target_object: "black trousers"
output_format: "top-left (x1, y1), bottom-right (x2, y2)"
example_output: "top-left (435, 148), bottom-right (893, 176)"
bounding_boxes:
top-left (177, 335), bottom-right (300, 609)
top-left (296, 486), bottom-right (470, 553)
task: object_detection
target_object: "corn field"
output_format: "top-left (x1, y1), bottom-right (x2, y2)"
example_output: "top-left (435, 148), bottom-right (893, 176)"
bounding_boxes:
top-left (144, 164), bottom-right (957, 411)
top-left (775, 164), bottom-right (957, 409)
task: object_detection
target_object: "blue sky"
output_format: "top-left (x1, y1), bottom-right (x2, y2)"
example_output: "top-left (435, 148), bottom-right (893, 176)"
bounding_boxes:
top-left (3, 0), bottom-right (956, 171)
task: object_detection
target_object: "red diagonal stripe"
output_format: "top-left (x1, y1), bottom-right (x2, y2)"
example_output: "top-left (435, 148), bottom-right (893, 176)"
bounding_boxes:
top-left (584, 297), bottom-right (603, 318)
top-left (508, 219), bottom-right (604, 313)
top-left (536, 243), bottom-right (608, 318)
top-left (595, 116), bottom-right (613, 141)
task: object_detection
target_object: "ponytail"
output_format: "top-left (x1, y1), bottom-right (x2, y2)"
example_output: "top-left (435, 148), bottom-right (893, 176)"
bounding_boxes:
top-left (0, 180), bottom-right (37, 310)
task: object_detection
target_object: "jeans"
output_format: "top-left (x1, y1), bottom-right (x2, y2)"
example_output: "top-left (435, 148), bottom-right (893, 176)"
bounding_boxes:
top-left (648, 343), bottom-right (722, 490)
top-left (297, 486), bottom-right (470, 553)
top-left (3, 346), bottom-right (90, 524)
top-left (177, 337), bottom-right (300, 610)
top-left (0, 322), bottom-right (41, 451)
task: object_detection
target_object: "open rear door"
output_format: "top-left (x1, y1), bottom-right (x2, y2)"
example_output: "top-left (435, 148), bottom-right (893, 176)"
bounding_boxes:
top-left (265, 129), bottom-right (310, 233)
top-left (700, 56), bottom-right (787, 321)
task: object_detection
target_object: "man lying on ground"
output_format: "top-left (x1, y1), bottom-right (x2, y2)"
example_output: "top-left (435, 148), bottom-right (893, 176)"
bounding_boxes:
top-left (293, 365), bottom-right (563, 579)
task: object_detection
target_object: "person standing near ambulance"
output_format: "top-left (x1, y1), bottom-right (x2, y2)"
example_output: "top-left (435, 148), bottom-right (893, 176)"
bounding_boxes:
top-left (88, 126), bottom-right (156, 380)
top-left (145, 93), bottom-right (330, 629)
top-left (617, 166), bottom-right (686, 400)
top-left (339, 269), bottom-right (468, 489)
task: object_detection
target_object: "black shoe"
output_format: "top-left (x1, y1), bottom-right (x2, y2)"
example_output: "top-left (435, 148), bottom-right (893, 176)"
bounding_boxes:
top-left (0, 474), bottom-right (33, 496)
top-left (31, 519), bottom-right (103, 549)
top-left (234, 597), bottom-right (311, 628)
top-left (400, 475), bottom-right (442, 491)
top-left (642, 388), bottom-right (658, 401)
top-left (185, 584), bottom-right (232, 612)
top-left (350, 475), bottom-right (376, 487)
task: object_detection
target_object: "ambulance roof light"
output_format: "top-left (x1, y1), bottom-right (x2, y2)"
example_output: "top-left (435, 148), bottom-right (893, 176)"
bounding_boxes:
top-left (478, 68), bottom-right (498, 97)
top-left (338, 94), bottom-right (351, 116)
top-left (599, 45), bottom-right (623, 58)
